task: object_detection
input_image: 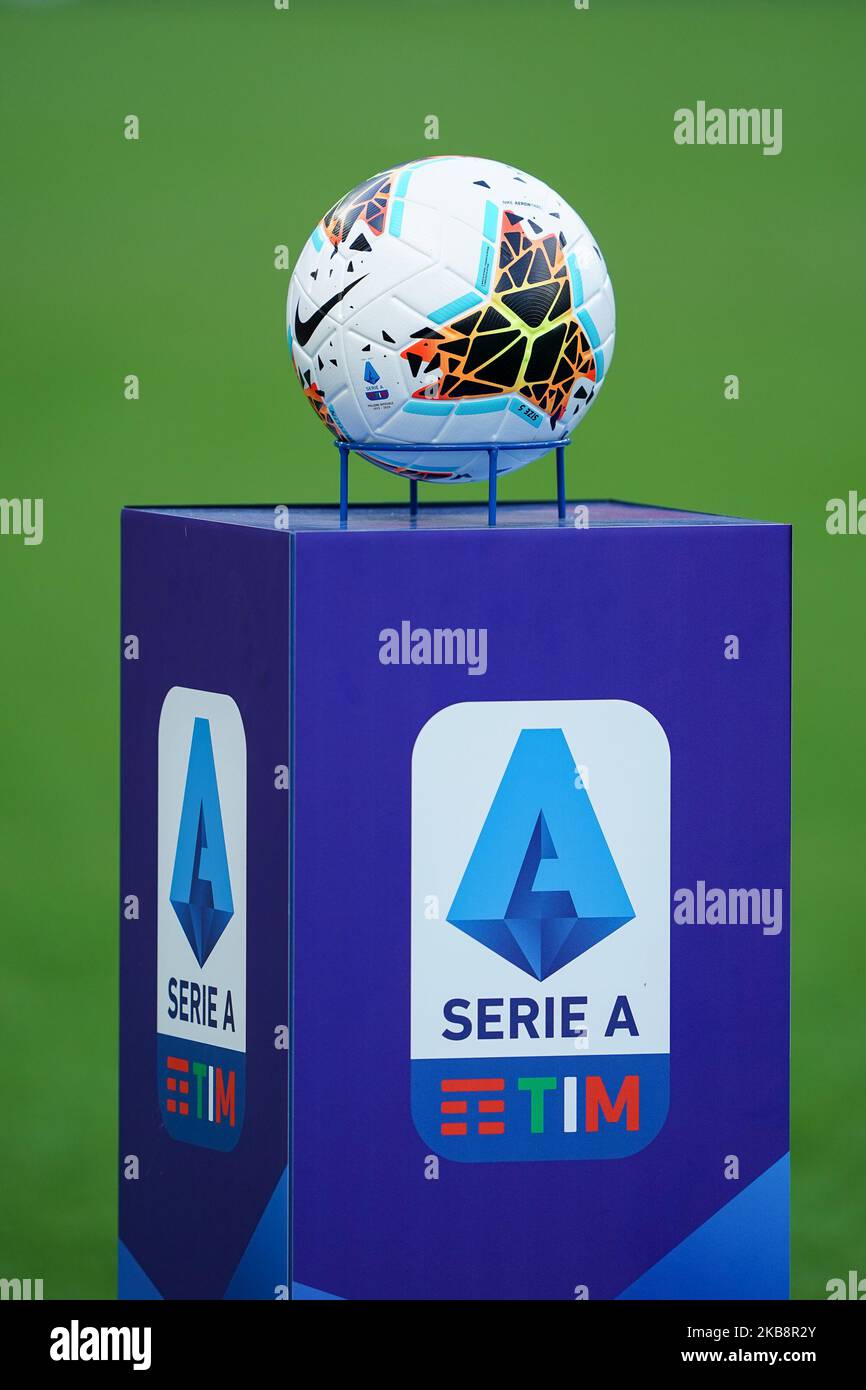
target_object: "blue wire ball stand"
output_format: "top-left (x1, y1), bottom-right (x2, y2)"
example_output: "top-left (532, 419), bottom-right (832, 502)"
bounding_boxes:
top-left (333, 435), bottom-right (572, 528)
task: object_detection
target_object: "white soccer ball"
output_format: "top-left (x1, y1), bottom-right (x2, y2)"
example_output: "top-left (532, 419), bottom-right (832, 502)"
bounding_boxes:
top-left (287, 156), bottom-right (615, 482)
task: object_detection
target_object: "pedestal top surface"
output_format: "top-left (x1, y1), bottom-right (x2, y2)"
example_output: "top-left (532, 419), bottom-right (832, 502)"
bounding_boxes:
top-left (128, 500), bottom-right (782, 533)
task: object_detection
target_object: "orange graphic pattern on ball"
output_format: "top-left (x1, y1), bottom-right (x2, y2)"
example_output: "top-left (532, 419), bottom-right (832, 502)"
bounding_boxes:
top-left (299, 373), bottom-right (346, 440)
top-left (323, 170), bottom-right (393, 247)
top-left (401, 211), bottom-right (596, 424)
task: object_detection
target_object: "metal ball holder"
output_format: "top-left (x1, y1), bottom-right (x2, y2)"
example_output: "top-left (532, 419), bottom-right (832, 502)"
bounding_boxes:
top-left (334, 435), bottom-right (572, 528)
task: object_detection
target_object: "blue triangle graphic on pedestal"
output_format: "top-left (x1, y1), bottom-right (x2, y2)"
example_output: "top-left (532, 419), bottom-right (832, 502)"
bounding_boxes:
top-left (617, 1154), bottom-right (789, 1300)
top-left (292, 1281), bottom-right (343, 1299)
top-left (223, 1168), bottom-right (289, 1299)
top-left (118, 1240), bottom-right (163, 1300)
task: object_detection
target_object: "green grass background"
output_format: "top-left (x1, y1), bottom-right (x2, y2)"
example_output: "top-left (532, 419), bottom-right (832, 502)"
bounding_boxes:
top-left (0, 0), bottom-right (863, 1299)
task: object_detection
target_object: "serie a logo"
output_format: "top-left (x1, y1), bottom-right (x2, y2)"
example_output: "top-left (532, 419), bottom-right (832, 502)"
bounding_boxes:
top-left (411, 700), bottom-right (671, 1162)
top-left (157, 688), bottom-right (247, 1151)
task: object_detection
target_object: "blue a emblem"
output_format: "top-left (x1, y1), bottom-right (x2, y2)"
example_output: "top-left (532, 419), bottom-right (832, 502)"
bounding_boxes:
top-left (170, 717), bottom-right (234, 967)
top-left (448, 728), bottom-right (634, 979)
top-left (363, 359), bottom-right (389, 401)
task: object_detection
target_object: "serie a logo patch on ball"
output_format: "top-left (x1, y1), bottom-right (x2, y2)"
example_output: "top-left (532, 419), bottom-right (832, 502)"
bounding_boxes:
top-left (411, 700), bottom-right (670, 1162)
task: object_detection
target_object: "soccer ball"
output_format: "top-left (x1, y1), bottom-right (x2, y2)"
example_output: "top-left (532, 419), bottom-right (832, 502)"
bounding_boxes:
top-left (287, 156), bottom-right (615, 482)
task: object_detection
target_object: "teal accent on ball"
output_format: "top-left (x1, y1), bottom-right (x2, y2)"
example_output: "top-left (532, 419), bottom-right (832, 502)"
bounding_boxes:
top-left (578, 308), bottom-right (601, 349)
top-left (508, 398), bottom-right (542, 427)
top-left (567, 254), bottom-right (583, 305)
top-left (311, 226), bottom-right (324, 252)
top-left (389, 200), bottom-right (405, 237)
top-left (403, 399), bottom-right (455, 415)
top-left (454, 398), bottom-right (508, 415)
top-left (482, 199), bottom-right (499, 242)
top-left (595, 349), bottom-right (605, 381)
top-left (429, 291), bottom-right (483, 324)
top-left (475, 241), bottom-right (494, 293)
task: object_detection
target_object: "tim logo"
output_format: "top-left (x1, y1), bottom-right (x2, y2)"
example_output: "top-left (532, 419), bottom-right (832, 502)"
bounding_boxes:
top-left (162, 1052), bottom-right (237, 1128)
top-left (157, 689), bottom-right (246, 1150)
top-left (411, 700), bottom-right (670, 1162)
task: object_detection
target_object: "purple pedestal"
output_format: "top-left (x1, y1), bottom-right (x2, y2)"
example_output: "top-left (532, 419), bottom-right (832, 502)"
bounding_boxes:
top-left (120, 500), bottom-right (790, 1300)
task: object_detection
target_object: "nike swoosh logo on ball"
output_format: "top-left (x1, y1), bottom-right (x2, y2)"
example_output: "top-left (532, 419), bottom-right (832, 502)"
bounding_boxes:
top-left (293, 276), bottom-right (367, 347)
